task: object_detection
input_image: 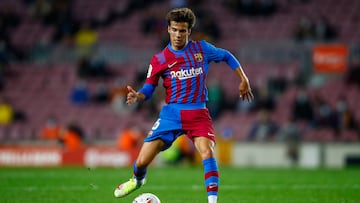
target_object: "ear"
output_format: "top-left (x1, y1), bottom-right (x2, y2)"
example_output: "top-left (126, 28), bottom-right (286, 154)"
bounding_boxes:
top-left (167, 26), bottom-right (171, 33)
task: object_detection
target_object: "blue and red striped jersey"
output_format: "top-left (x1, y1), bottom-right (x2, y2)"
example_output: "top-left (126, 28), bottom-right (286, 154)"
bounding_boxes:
top-left (140, 40), bottom-right (241, 104)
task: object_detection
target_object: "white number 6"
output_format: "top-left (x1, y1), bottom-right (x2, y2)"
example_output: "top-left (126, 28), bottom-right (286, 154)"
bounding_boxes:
top-left (152, 119), bottom-right (161, 130)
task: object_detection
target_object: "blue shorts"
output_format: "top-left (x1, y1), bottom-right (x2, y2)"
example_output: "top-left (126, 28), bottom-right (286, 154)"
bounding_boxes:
top-left (144, 103), bottom-right (215, 150)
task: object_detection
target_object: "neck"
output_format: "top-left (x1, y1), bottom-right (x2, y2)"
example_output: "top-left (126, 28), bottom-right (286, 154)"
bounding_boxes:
top-left (172, 40), bottom-right (188, 50)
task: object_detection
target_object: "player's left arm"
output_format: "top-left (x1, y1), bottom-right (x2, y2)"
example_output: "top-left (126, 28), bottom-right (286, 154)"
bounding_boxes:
top-left (235, 66), bottom-right (254, 102)
top-left (201, 41), bottom-right (254, 102)
top-left (221, 51), bottom-right (254, 101)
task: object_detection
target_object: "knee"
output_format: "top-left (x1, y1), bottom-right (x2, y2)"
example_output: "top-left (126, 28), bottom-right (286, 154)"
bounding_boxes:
top-left (198, 147), bottom-right (214, 160)
top-left (194, 137), bottom-right (216, 160)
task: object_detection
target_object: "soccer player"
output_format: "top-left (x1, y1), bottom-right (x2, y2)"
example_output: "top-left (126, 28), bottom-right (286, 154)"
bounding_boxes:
top-left (114, 7), bottom-right (254, 203)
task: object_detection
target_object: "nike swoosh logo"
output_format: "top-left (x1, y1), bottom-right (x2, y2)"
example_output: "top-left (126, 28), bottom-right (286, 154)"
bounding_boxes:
top-left (207, 132), bottom-right (215, 137)
top-left (168, 61), bottom-right (177, 68)
top-left (209, 183), bottom-right (218, 188)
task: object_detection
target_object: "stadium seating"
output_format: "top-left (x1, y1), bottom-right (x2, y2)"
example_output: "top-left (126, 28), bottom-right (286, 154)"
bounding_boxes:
top-left (1, 0), bottom-right (359, 143)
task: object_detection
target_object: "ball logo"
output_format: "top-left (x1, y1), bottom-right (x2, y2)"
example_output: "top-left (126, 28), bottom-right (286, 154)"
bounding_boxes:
top-left (133, 193), bottom-right (161, 203)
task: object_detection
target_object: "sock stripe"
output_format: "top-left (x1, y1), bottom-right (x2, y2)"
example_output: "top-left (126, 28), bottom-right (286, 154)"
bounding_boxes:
top-left (202, 157), bottom-right (219, 198)
top-left (205, 171), bottom-right (219, 179)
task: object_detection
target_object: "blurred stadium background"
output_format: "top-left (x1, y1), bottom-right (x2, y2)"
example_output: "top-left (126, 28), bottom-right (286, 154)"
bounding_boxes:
top-left (0, 0), bottom-right (360, 169)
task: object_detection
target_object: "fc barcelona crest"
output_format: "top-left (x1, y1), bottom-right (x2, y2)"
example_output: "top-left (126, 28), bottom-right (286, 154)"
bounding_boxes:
top-left (194, 53), bottom-right (203, 62)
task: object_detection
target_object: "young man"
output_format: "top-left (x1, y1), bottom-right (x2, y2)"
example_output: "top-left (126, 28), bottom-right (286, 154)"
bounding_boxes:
top-left (114, 7), bottom-right (253, 203)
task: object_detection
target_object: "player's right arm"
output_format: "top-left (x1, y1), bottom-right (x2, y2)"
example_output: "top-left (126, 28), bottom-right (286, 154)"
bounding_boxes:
top-left (126, 85), bottom-right (145, 105)
top-left (126, 83), bottom-right (157, 105)
top-left (126, 56), bottom-right (161, 105)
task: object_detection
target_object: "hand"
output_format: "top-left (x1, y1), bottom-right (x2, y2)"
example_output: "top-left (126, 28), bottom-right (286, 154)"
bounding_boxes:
top-left (239, 79), bottom-right (254, 102)
top-left (126, 85), bottom-right (139, 105)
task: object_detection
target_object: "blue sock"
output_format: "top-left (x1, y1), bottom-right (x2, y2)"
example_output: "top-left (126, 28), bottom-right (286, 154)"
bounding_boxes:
top-left (133, 161), bottom-right (147, 181)
top-left (203, 157), bottom-right (219, 197)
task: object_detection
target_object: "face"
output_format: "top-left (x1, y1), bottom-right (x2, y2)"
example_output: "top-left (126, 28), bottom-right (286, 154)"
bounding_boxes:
top-left (168, 21), bottom-right (191, 50)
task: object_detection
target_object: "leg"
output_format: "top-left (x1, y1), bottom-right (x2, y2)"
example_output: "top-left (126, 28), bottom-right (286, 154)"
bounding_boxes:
top-left (194, 136), bottom-right (216, 160)
top-left (136, 139), bottom-right (166, 167)
top-left (194, 136), bottom-right (219, 203)
top-left (114, 139), bottom-right (165, 198)
top-left (133, 139), bottom-right (166, 180)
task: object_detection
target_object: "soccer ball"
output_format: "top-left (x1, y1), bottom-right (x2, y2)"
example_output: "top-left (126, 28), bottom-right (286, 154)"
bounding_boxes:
top-left (133, 193), bottom-right (161, 203)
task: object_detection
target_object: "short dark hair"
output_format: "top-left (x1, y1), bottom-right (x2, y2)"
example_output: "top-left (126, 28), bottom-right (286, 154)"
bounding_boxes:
top-left (166, 7), bottom-right (196, 29)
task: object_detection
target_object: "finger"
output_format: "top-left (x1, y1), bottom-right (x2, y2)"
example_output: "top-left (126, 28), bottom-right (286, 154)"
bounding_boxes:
top-left (247, 92), bottom-right (254, 102)
top-left (250, 91), bottom-right (254, 99)
top-left (246, 94), bottom-right (252, 102)
top-left (127, 93), bottom-right (135, 101)
top-left (241, 92), bottom-right (251, 102)
top-left (126, 97), bottom-right (134, 105)
top-left (245, 92), bottom-right (250, 101)
top-left (127, 91), bottom-right (135, 98)
top-left (127, 85), bottom-right (137, 94)
top-left (240, 94), bottom-right (244, 101)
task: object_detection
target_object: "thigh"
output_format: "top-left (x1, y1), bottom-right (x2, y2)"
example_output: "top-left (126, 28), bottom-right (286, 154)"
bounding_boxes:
top-left (136, 139), bottom-right (165, 167)
top-left (145, 118), bottom-right (183, 149)
top-left (180, 109), bottom-right (216, 142)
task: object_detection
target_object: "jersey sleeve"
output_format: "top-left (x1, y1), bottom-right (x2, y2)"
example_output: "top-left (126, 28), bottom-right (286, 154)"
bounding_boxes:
top-left (200, 40), bottom-right (241, 70)
top-left (144, 56), bottom-right (162, 85)
top-left (138, 56), bottom-right (161, 100)
top-left (138, 84), bottom-right (156, 100)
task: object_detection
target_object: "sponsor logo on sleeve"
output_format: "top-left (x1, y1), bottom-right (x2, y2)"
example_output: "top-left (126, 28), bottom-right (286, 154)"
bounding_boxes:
top-left (146, 64), bottom-right (153, 78)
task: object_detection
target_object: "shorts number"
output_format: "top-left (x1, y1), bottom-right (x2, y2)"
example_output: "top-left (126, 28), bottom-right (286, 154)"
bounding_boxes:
top-left (152, 119), bottom-right (161, 130)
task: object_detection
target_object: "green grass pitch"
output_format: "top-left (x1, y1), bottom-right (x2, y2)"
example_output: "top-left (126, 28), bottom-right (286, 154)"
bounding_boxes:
top-left (0, 166), bottom-right (359, 203)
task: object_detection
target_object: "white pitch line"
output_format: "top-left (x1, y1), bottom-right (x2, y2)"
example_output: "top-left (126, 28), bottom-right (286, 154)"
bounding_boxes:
top-left (138, 184), bottom-right (360, 190)
top-left (5, 184), bottom-right (360, 191)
